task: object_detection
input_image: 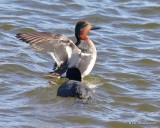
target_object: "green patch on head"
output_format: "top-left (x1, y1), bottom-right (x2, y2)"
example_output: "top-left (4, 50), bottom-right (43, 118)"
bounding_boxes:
top-left (75, 21), bottom-right (88, 37)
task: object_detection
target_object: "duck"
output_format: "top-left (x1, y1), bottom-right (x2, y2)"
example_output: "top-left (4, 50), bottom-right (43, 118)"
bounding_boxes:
top-left (57, 67), bottom-right (92, 99)
top-left (16, 20), bottom-right (100, 78)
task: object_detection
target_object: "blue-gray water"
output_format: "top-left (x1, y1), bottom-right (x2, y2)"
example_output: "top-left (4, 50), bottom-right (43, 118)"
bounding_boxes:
top-left (0, 0), bottom-right (160, 128)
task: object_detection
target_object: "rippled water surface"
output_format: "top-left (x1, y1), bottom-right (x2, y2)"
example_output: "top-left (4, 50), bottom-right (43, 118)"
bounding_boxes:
top-left (0, 0), bottom-right (160, 128)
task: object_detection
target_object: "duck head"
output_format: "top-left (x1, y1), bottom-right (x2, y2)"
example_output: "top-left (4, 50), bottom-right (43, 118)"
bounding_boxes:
top-left (75, 20), bottom-right (101, 40)
top-left (66, 68), bottom-right (82, 82)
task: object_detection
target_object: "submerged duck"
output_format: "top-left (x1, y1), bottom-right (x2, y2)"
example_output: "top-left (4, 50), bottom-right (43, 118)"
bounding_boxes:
top-left (16, 20), bottom-right (100, 77)
top-left (57, 68), bottom-right (92, 99)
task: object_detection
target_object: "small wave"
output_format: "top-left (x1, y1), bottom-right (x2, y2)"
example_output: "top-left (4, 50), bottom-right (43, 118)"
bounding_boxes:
top-left (135, 103), bottom-right (159, 112)
top-left (128, 79), bottom-right (151, 86)
top-left (129, 23), bottom-right (160, 29)
top-left (102, 82), bottom-right (131, 95)
top-left (112, 72), bottom-right (143, 79)
top-left (0, 63), bottom-right (35, 74)
top-left (0, 24), bottom-right (15, 30)
top-left (136, 6), bottom-right (160, 15)
top-left (18, 28), bottom-right (36, 33)
top-left (132, 58), bottom-right (160, 66)
top-left (83, 75), bottom-right (105, 89)
top-left (113, 22), bottom-right (160, 29)
top-left (113, 95), bottom-right (137, 103)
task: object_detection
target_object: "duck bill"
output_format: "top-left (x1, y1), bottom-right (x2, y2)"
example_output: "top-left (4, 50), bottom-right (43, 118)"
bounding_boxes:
top-left (91, 26), bottom-right (101, 30)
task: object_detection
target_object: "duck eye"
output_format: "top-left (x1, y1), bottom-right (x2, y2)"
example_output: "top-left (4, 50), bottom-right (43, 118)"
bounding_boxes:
top-left (84, 23), bottom-right (88, 27)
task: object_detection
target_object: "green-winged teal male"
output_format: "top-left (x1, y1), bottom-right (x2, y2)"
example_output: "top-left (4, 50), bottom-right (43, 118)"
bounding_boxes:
top-left (16, 20), bottom-right (100, 78)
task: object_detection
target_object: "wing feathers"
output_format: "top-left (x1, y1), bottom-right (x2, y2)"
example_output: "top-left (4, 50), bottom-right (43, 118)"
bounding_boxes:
top-left (16, 32), bottom-right (80, 68)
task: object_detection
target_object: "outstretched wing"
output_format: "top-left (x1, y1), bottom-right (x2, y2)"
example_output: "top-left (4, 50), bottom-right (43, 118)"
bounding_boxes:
top-left (16, 32), bottom-right (81, 67)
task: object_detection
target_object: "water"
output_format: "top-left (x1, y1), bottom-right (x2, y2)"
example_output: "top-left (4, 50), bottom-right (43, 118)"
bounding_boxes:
top-left (0, 0), bottom-right (160, 128)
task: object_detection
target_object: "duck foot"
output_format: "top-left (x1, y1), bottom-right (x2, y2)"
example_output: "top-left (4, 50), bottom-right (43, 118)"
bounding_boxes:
top-left (44, 72), bottom-right (60, 78)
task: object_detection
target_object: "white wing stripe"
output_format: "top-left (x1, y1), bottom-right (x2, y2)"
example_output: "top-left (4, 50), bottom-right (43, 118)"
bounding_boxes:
top-left (81, 53), bottom-right (91, 56)
top-left (65, 46), bottom-right (72, 59)
top-left (49, 52), bottom-right (61, 67)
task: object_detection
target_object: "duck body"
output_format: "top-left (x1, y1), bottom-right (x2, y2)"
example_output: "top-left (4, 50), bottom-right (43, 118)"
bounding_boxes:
top-left (16, 20), bottom-right (100, 77)
top-left (57, 67), bottom-right (92, 99)
top-left (57, 80), bottom-right (92, 99)
top-left (68, 39), bottom-right (97, 77)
